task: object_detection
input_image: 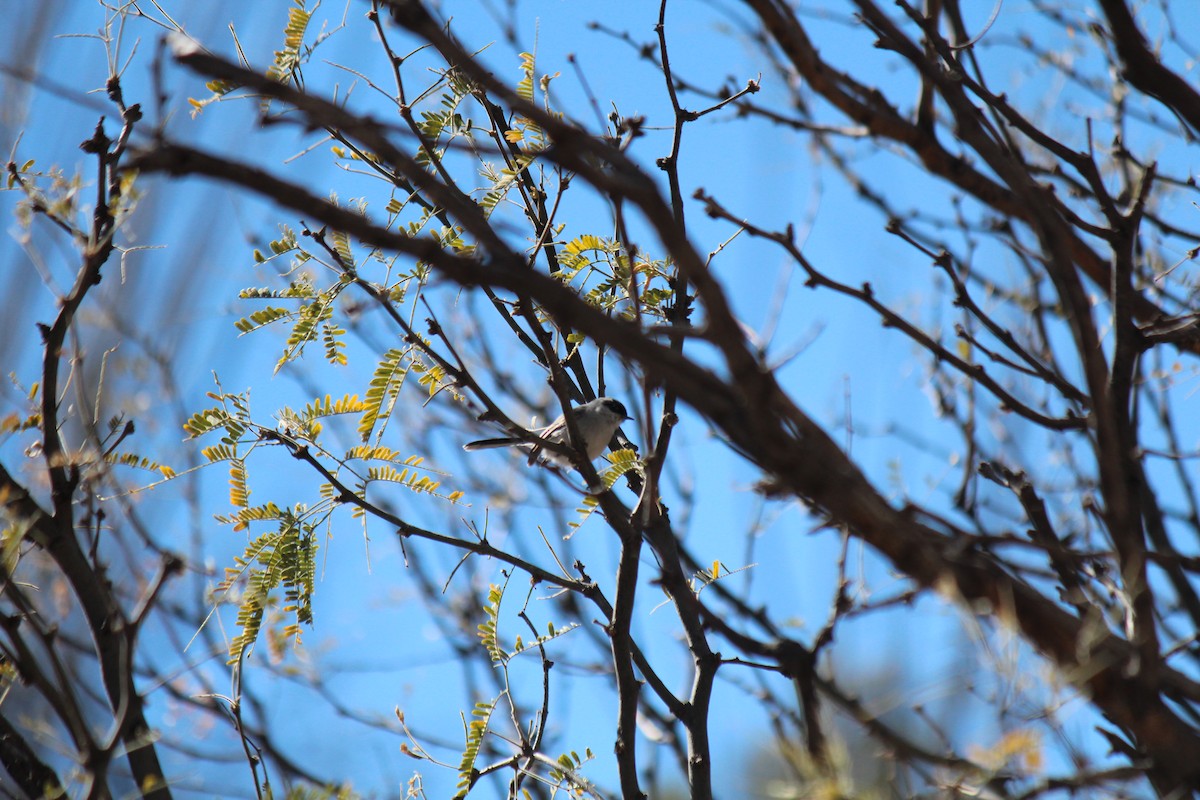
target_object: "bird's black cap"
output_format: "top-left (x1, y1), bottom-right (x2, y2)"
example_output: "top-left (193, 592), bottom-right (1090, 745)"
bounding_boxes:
top-left (602, 398), bottom-right (632, 420)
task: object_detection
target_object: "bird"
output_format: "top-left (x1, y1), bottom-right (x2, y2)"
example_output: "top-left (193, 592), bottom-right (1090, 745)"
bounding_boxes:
top-left (463, 397), bottom-right (631, 466)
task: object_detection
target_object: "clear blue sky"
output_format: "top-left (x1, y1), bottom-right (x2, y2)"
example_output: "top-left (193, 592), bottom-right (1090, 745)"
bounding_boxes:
top-left (0, 1), bottom-right (1163, 797)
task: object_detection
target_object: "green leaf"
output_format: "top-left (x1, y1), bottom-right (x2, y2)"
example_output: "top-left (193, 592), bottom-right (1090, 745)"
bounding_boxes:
top-left (266, 4), bottom-right (312, 85)
top-left (221, 510), bottom-right (318, 664)
top-left (515, 51), bottom-right (535, 101)
top-left (234, 305), bottom-right (292, 334)
top-left (452, 698), bottom-right (496, 798)
top-left (228, 458), bottom-right (250, 510)
top-left (477, 584), bottom-right (506, 665)
top-left (358, 348), bottom-right (408, 442)
top-left (104, 451), bottom-right (176, 479)
top-left (275, 291), bottom-right (340, 373)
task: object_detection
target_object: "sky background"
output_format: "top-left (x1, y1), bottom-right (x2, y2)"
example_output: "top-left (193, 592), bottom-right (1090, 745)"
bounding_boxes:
top-left (1, 1), bottom-right (1183, 797)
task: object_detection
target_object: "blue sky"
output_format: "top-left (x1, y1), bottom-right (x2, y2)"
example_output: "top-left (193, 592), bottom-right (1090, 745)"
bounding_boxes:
top-left (1, 1), bottom-right (1179, 797)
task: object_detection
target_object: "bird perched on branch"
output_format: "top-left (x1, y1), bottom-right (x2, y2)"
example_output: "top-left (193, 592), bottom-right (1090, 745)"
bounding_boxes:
top-left (464, 397), bottom-right (631, 466)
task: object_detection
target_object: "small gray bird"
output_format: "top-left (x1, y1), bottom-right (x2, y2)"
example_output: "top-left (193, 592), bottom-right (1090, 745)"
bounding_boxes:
top-left (463, 397), bottom-right (631, 465)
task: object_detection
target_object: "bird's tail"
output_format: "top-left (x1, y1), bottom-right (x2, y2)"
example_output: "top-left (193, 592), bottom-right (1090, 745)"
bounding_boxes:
top-left (462, 437), bottom-right (520, 451)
